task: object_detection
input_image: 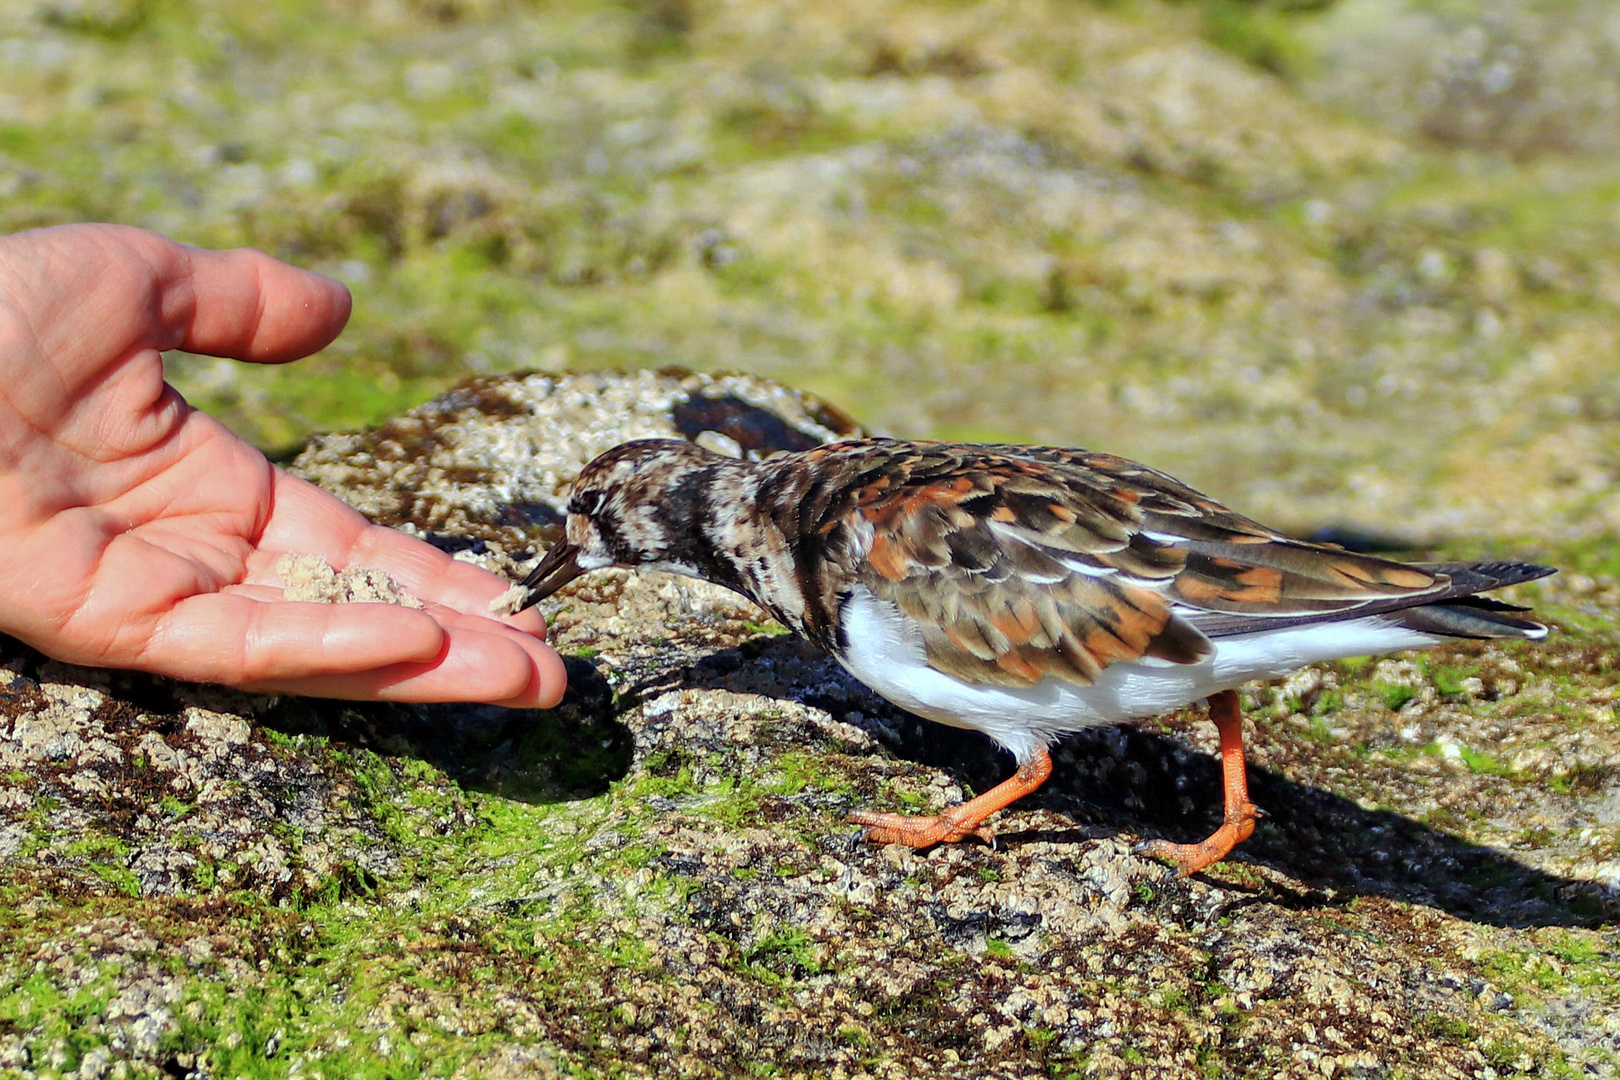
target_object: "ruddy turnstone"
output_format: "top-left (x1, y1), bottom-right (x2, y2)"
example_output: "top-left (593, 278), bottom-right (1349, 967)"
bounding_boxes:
top-left (516, 438), bottom-right (1552, 875)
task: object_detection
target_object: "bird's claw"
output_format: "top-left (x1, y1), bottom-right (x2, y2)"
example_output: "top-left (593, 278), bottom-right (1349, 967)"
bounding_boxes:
top-left (845, 809), bottom-right (995, 849)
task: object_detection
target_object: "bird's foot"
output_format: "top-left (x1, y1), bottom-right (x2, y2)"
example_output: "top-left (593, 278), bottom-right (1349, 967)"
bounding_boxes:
top-left (846, 807), bottom-right (995, 848)
top-left (1134, 801), bottom-right (1264, 877)
top-left (847, 748), bottom-right (1053, 850)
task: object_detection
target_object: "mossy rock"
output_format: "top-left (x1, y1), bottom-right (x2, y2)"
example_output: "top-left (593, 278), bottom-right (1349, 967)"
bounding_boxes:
top-left (3, 369), bottom-right (1618, 1076)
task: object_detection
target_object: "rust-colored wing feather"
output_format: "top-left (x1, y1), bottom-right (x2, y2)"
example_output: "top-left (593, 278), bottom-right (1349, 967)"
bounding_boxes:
top-left (837, 442), bottom-right (1445, 688)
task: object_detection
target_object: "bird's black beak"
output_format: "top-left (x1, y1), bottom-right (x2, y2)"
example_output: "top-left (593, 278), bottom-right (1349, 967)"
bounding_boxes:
top-left (517, 540), bottom-right (583, 609)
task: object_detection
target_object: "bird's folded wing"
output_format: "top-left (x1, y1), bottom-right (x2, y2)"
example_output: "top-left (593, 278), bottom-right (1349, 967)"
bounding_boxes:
top-left (849, 448), bottom-right (1447, 688)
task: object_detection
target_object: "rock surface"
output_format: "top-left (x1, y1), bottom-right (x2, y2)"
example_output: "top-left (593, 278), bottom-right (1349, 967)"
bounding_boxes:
top-left (2, 369), bottom-right (1619, 1078)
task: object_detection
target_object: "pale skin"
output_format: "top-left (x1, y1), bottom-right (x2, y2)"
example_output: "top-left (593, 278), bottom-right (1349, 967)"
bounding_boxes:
top-left (0, 223), bottom-right (566, 707)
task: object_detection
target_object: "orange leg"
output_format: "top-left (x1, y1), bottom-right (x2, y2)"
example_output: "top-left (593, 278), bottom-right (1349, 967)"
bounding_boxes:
top-left (1136, 689), bottom-right (1263, 876)
top-left (848, 748), bottom-right (1053, 848)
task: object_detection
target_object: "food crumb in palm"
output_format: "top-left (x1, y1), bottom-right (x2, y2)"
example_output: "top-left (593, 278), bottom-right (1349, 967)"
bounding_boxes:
top-left (277, 553), bottom-right (423, 608)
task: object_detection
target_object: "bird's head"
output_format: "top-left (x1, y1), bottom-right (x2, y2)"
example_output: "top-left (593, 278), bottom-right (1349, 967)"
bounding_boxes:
top-left (518, 438), bottom-right (726, 605)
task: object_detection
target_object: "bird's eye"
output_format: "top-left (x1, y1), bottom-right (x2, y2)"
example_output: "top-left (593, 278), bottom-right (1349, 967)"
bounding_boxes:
top-left (571, 491), bottom-right (609, 517)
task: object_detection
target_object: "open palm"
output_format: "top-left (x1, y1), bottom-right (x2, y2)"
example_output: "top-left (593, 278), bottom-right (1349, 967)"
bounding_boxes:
top-left (0, 224), bottom-right (565, 706)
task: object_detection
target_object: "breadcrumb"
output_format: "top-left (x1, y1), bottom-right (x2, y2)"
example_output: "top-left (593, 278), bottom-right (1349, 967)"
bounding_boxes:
top-left (276, 553), bottom-right (424, 608)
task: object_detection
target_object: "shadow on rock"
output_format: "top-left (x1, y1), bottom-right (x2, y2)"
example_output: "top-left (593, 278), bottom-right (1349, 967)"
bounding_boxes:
top-left (257, 655), bottom-right (632, 803)
top-left (1046, 723), bottom-right (1618, 931)
top-left (663, 635), bottom-right (1618, 931)
top-left (0, 634), bottom-right (633, 806)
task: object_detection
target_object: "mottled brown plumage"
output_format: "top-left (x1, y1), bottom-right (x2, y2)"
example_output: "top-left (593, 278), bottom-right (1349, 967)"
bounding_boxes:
top-left (519, 437), bottom-right (1552, 874)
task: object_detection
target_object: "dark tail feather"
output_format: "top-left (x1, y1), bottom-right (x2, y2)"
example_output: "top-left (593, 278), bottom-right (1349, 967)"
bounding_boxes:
top-left (1410, 561), bottom-right (1557, 597)
top-left (1388, 595), bottom-right (1549, 640)
top-left (1375, 561), bottom-right (1554, 640)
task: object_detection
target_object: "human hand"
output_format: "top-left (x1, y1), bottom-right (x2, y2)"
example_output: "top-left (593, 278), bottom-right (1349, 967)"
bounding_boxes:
top-left (0, 223), bottom-right (566, 707)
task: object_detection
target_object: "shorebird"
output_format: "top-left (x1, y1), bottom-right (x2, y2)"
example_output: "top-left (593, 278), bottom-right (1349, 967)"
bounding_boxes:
top-left (517, 438), bottom-right (1551, 874)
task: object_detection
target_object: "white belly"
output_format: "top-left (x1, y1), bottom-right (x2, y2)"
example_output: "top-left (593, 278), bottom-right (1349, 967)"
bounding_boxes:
top-left (835, 585), bottom-right (1441, 763)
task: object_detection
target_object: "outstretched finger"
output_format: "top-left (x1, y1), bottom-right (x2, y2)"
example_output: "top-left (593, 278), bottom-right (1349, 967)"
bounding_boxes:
top-left (174, 243), bottom-right (352, 364)
top-left (148, 588), bottom-right (566, 706)
top-left (2, 224), bottom-right (352, 373)
top-left (224, 581), bottom-right (560, 694)
top-left (142, 592), bottom-right (448, 686)
top-left (239, 624), bottom-right (568, 707)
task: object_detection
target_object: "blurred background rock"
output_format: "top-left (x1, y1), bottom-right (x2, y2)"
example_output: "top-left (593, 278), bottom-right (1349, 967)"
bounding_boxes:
top-left (2, 0), bottom-right (1618, 548)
